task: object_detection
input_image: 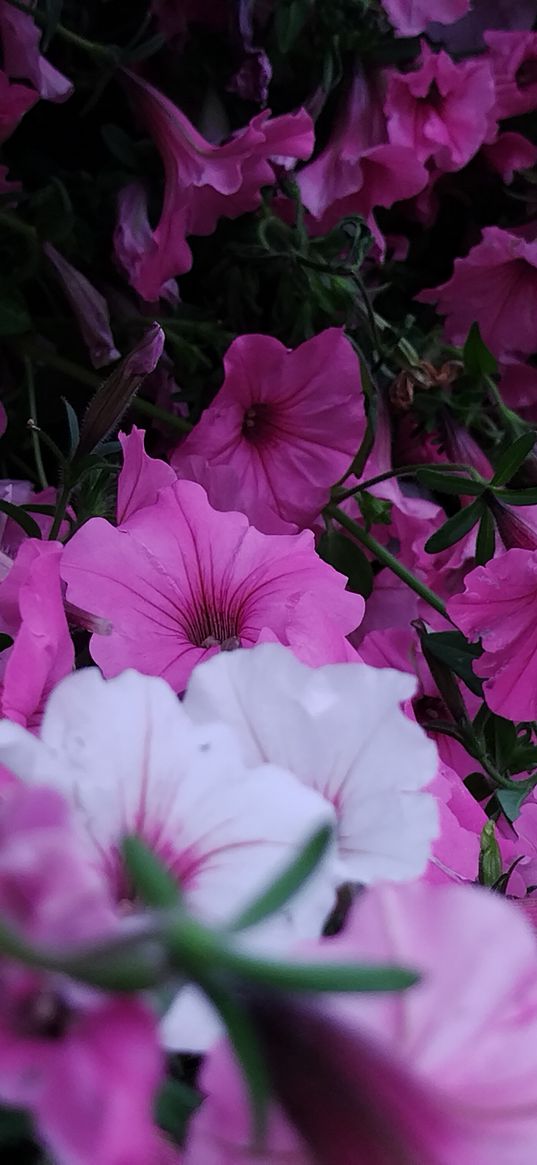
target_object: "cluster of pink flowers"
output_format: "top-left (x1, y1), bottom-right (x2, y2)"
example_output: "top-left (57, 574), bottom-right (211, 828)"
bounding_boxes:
top-left (5, 0), bottom-right (537, 1162)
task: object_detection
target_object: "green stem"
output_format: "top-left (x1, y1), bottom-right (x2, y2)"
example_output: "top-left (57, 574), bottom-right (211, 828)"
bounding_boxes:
top-left (333, 462), bottom-right (472, 502)
top-left (325, 503), bottom-right (449, 620)
top-left (25, 358), bottom-right (48, 490)
top-left (5, 0), bottom-right (117, 60)
top-left (48, 478), bottom-right (71, 541)
top-left (37, 351), bottom-right (100, 389)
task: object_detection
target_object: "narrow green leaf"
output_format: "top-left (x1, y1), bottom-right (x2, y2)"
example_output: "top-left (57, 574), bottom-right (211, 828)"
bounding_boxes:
top-left (228, 956), bottom-right (419, 994)
top-left (42, 0), bottom-right (64, 49)
top-left (121, 835), bottom-right (180, 908)
top-left (155, 1078), bottom-right (201, 1143)
top-left (0, 290), bottom-right (31, 336)
top-left (317, 529), bottom-right (373, 598)
top-left (417, 469), bottom-right (484, 496)
top-left (0, 500), bottom-right (41, 540)
top-left (200, 978), bottom-right (269, 1146)
top-left (494, 487), bottom-right (537, 505)
top-left (231, 825), bottom-right (333, 933)
top-left (61, 396), bottom-right (80, 459)
top-left (475, 506), bottom-right (496, 565)
top-left (492, 432), bottom-right (537, 486)
top-left (424, 497), bottom-right (484, 554)
top-left (463, 322), bottom-right (497, 377)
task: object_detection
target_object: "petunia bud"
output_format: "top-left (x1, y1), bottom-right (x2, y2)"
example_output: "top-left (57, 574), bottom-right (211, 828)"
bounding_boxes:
top-left (44, 243), bottom-right (120, 370)
top-left (247, 992), bottom-right (453, 1165)
top-left (490, 497), bottom-right (537, 551)
top-left (77, 324), bottom-right (165, 457)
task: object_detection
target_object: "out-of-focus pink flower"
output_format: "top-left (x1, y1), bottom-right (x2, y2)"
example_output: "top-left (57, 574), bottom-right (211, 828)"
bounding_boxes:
top-left (385, 43), bottom-right (496, 171)
top-left (500, 361), bottom-right (537, 424)
top-left (60, 480), bottom-right (363, 691)
top-left (425, 762), bottom-right (485, 884)
top-left (44, 244), bottom-right (120, 369)
top-left (184, 641), bottom-right (438, 884)
top-left (297, 70), bottom-right (428, 234)
top-left (0, 0), bottom-right (73, 103)
top-left (482, 131), bottom-right (537, 182)
top-left (115, 70), bottom-right (313, 301)
top-left (448, 547), bottom-right (537, 721)
top-left (172, 329), bottom-right (365, 531)
top-left (0, 666), bottom-right (339, 1051)
top-left (0, 69), bottom-right (37, 143)
top-left (186, 880), bottom-right (537, 1165)
top-left (0, 540), bottom-right (73, 731)
top-left (418, 227), bottom-right (537, 359)
top-left (485, 30), bottom-right (537, 118)
top-left (0, 782), bottom-right (163, 1165)
top-left (380, 0), bottom-right (470, 36)
top-left (0, 481), bottom-right (68, 557)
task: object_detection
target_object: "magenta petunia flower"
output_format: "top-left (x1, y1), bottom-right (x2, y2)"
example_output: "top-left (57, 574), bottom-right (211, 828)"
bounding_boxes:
top-left (297, 69), bottom-right (428, 234)
top-left (380, 0), bottom-right (469, 36)
top-left (0, 782), bottom-right (163, 1165)
top-left (60, 479), bottom-right (363, 691)
top-left (485, 30), bottom-right (537, 119)
top-left (0, 0), bottom-right (73, 103)
top-left (417, 226), bottom-right (537, 359)
top-left (0, 68), bottom-right (37, 144)
top-left (172, 329), bottom-right (365, 531)
top-left (115, 70), bottom-right (314, 301)
top-left (0, 540), bottom-right (73, 731)
top-left (385, 42), bottom-right (496, 171)
top-left (448, 547), bottom-right (537, 721)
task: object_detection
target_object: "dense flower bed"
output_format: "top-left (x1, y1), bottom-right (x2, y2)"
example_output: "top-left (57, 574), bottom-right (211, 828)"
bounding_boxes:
top-left (3, 1), bottom-right (537, 1162)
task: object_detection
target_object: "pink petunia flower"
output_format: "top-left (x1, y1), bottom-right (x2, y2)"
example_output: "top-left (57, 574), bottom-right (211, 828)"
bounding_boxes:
top-left (183, 641), bottom-right (438, 884)
top-left (384, 42), bottom-right (496, 172)
top-left (60, 479), bottom-right (364, 691)
top-left (482, 130), bottom-right (537, 183)
top-left (485, 30), bottom-right (537, 119)
top-left (417, 226), bottom-right (537, 359)
top-left (0, 68), bottom-right (37, 143)
top-left (0, 666), bottom-right (340, 1050)
top-left (115, 70), bottom-right (314, 301)
top-left (0, 782), bottom-right (163, 1165)
top-left (297, 69), bottom-right (428, 234)
top-left (0, 540), bottom-right (73, 730)
top-left (447, 547), bottom-right (537, 721)
top-left (172, 329), bottom-right (365, 532)
top-left (380, 0), bottom-right (469, 37)
top-left (0, 0), bottom-right (73, 103)
top-left (186, 880), bottom-right (537, 1164)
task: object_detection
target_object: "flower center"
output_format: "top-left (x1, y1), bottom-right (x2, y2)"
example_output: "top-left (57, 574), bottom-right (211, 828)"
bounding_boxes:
top-left (183, 600), bottom-right (242, 650)
top-left (424, 80), bottom-right (443, 111)
top-left (241, 402), bottom-right (276, 445)
top-left (16, 989), bottom-right (71, 1040)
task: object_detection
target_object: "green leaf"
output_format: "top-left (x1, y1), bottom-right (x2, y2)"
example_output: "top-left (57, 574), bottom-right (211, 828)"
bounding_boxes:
top-left (0, 290), bottom-right (31, 336)
top-left (478, 821), bottom-right (502, 886)
top-left (62, 397), bottom-right (80, 459)
top-left (42, 0), bottom-right (64, 49)
top-left (463, 322), bottom-right (497, 377)
top-left (127, 32), bottom-right (166, 62)
top-left (475, 506), bottom-right (496, 565)
top-left (0, 501), bottom-right (41, 540)
top-left (31, 178), bottom-right (73, 244)
top-left (317, 529), bottom-right (373, 598)
top-left (0, 1104), bottom-right (33, 1145)
top-left (121, 835), bottom-right (180, 908)
top-left (358, 491), bottom-right (392, 529)
top-left (275, 0), bottom-right (310, 52)
top-left (494, 487), bottom-right (537, 505)
top-left (199, 978), bottom-right (269, 1146)
top-left (101, 124), bottom-right (141, 171)
top-left (230, 825), bottom-right (333, 933)
top-left (421, 631), bottom-right (483, 696)
top-left (492, 432), bottom-right (537, 486)
top-left (496, 786), bottom-right (528, 823)
top-left (155, 1078), bottom-right (201, 1143)
top-left (417, 469), bottom-right (484, 496)
top-left (424, 497), bottom-right (484, 554)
